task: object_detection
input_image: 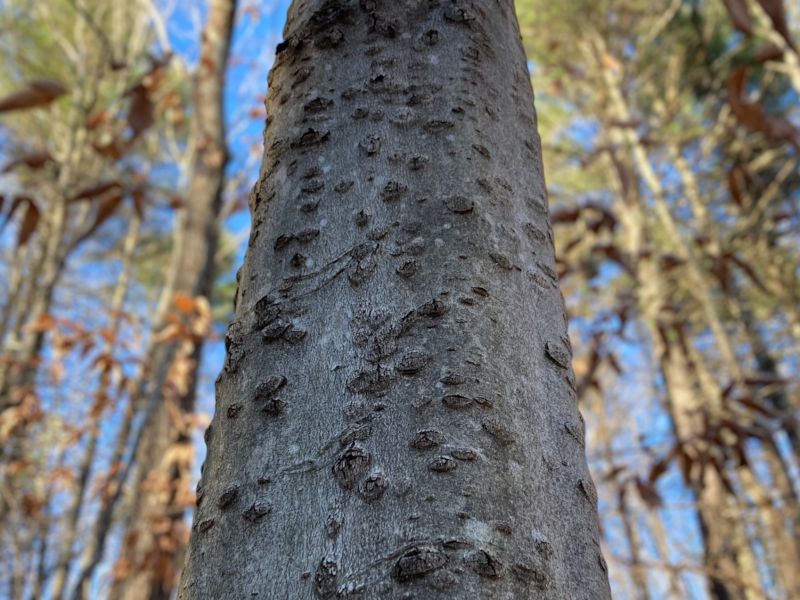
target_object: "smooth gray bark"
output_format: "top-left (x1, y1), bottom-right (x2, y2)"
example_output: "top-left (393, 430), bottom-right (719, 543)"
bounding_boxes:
top-left (178, 1), bottom-right (610, 598)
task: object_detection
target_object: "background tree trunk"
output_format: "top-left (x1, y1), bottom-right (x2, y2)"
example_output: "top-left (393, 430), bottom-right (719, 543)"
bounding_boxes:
top-left (109, 1), bottom-right (236, 599)
top-left (178, 0), bottom-right (610, 598)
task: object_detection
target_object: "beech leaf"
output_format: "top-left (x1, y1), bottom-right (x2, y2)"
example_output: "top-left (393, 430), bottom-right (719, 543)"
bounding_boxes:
top-left (2, 151), bottom-right (53, 173)
top-left (721, 0), bottom-right (753, 36)
top-left (69, 181), bottom-right (123, 202)
top-left (0, 79), bottom-right (67, 113)
top-left (756, 0), bottom-right (796, 51)
top-left (70, 193), bottom-right (124, 249)
top-left (17, 199), bottom-right (40, 247)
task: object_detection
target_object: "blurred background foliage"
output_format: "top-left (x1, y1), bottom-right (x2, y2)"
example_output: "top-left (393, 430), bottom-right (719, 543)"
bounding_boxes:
top-left (0, 0), bottom-right (798, 598)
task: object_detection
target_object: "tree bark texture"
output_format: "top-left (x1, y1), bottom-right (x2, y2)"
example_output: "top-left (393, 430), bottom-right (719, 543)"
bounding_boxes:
top-left (179, 1), bottom-right (610, 598)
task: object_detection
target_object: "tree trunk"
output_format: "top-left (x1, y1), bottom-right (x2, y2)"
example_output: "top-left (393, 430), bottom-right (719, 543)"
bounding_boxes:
top-left (50, 217), bottom-right (141, 600)
top-left (178, 1), bottom-right (610, 598)
top-left (109, 1), bottom-right (235, 599)
top-left (592, 40), bottom-right (767, 600)
top-left (658, 342), bottom-right (764, 600)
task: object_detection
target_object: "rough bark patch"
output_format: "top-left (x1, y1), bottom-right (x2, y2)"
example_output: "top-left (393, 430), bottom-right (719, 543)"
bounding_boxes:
top-left (391, 546), bottom-right (448, 581)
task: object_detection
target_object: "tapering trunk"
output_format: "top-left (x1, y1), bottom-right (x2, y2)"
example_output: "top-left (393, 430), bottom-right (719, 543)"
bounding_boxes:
top-left (50, 217), bottom-right (140, 600)
top-left (658, 343), bottom-right (764, 600)
top-left (600, 146), bottom-right (760, 600)
top-left (645, 509), bottom-right (686, 598)
top-left (109, 1), bottom-right (236, 599)
top-left (636, 254), bottom-right (764, 600)
top-left (178, 1), bottom-right (610, 598)
top-left (617, 489), bottom-right (650, 600)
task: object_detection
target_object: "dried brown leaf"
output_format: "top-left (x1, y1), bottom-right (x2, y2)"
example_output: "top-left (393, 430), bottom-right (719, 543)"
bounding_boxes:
top-left (756, 0), bottom-right (796, 51)
top-left (173, 293), bottom-right (197, 314)
top-left (17, 200), bottom-right (40, 247)
top-left (2, 151), bottom-right (53, 173)
top-left (70, 192), bottom-right (124, 248)
top-left (728, 67), bottom-right (800, 149)
top-left (126, 84), bottom-right (154, 138)
top-left (0, 79), bottom-right (67, 113)
top-left (721, 0), bottom-right (753, 35)
top-left (69, 181), bottom-right (122, 202)
top-left (635, 477), bottom-right (662, 508)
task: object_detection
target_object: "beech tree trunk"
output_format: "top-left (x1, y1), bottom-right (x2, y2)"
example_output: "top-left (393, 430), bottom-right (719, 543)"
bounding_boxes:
top-left (179, 1), bottom-right (610, 598)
